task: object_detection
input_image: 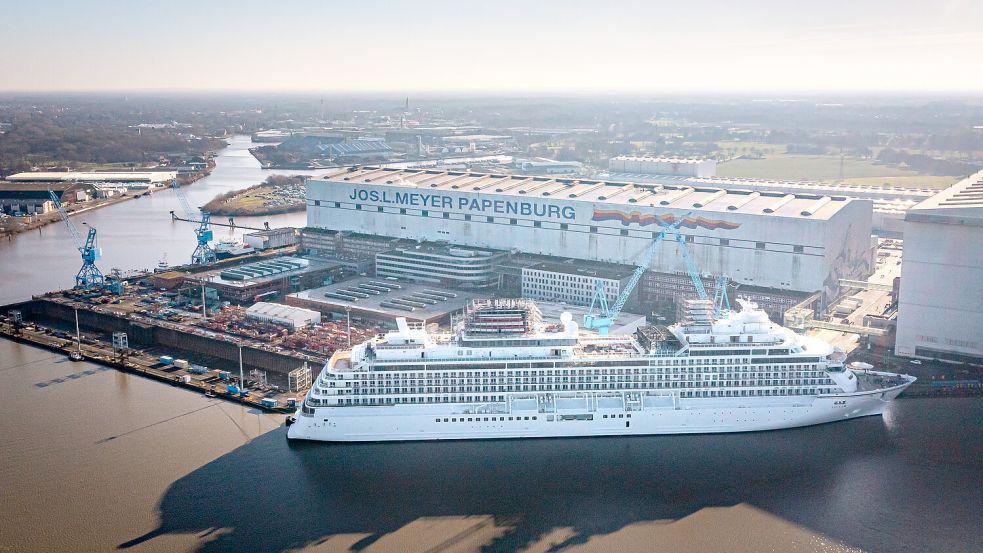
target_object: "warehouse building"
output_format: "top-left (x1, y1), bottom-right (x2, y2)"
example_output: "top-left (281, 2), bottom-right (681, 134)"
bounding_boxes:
top-left (6, 171), bottom-right (177, 186)
top-left (246, 302), bottom-right (321, 331)
top-left (306, 167), bottom-right (874, 303)
top-left (608, 156), bottom-right (717, 178)
top-left (287, 277), bottom-right (481, 326)
top-left (895, 170), bottom-right (983, 364)
top-left (184, 256), bottom-right (345, 304)
top-left (0, 181), bottom-right (97, 215)
top-left (602, 167), bottom-right (933, 235)
top-left (244, 227), bottom-right (298, 251)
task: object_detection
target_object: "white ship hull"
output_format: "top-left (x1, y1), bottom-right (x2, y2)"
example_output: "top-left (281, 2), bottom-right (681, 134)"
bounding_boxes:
top-left (287, 378), bottom-right (912, 442)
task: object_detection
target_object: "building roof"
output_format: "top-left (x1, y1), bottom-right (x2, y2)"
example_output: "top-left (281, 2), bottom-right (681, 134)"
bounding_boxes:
top-left (523, 260), bottom-right (634, 281)
top-left (610, 156), bottom-right (711, 165)
top-left (187, 256), bottom-right (336, 288)
top-left (6, 171), bottom-right (177, 183)
top-left (0, 181), bottom-right (96, 192)
top-left (246, 302), bottom-right (321, 321)
top-left (602, 171), bottom-right (933, 215)
top-left (289, 277), bottom-right (482, 322)
top-left (906, 169), bottom-right (983, 225)
top-left (315, 167), bottom-right (862, 221)
top-left (320, 140), bottom-right (392, 156)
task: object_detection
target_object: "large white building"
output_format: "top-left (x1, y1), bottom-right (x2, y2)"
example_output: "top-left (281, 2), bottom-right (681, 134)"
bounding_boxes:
top-left (895, 170), bottom-right (983, 364)
top-left (608, 156), bottom-right (717, 178)
top-left (602, 171), bottom-right (933, 235)
top-left (307, 167), bottom-right (875, 302)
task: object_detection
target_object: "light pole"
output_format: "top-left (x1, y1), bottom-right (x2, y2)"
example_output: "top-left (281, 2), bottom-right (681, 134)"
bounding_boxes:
top-left (346, 306), bottom-right (352, 348)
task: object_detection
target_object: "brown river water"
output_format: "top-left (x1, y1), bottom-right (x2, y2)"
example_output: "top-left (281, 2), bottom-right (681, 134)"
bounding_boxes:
top-left (1, 138), bottom-right (981, 552)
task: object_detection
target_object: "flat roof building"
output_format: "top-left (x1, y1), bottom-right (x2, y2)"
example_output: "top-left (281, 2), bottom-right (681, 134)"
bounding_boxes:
top-left (895, 170), bottom-right (983, 364)
top-left (609, 156), bottom-right (717, 178)
top-left (307, 167), bottom-right (874, 302)
top-left (6, 171), bottom-right (178, 184)
top-left (287, 277), bottom-right (482, 325)
top-left (601, 170), bottom-right (934, 235)
top-left (246, 302), bottom-right (322, 331)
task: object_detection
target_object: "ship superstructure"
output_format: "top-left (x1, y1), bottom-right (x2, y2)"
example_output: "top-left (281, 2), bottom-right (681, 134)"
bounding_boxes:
top-left (288, 298), bottom-right (913, 442)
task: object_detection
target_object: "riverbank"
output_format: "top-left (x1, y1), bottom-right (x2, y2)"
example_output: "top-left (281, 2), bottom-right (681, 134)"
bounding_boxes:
top-left (0, 162), bottom-right (216, 240)
top-left (202, 175), bottom-right (306, 216)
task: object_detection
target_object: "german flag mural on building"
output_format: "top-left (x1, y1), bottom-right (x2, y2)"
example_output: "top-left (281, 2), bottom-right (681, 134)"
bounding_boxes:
top-left (591, 209), bottom-right (742, 230)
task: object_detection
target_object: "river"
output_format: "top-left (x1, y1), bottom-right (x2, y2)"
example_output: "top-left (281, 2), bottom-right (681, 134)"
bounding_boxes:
top-left (0, 135), bottom-right (321, 305)
top-left (0, 138), bottom-right (981, 552)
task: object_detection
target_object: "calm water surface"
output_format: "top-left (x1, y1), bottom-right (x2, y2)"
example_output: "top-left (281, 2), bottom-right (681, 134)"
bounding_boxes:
top-left (0, 135), bottom-right (318, 305)
top-left (1, 138), bottom-right (981, 552)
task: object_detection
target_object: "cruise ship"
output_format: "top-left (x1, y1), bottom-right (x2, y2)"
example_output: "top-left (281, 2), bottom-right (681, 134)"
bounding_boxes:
top-left (287, 299), bottom-right (914, 442)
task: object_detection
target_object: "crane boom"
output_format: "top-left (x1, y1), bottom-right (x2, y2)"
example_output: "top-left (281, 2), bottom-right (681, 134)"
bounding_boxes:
top-left (170, 180), bottom-right (215, 264)
top-left (584, 212), bottom-right (692, 335)
top-left (48, 190), bottom-right (104, 289)
top-left (672, 231), bottom-right (708, 300)
top-left (48, 190), bottom-right (84, 251)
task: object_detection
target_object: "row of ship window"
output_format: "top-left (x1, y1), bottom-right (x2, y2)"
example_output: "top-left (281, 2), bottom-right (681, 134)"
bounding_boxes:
top-left (433, 414), bottom-right (632, 423)
top-left (336, 377), bottom-right (832, 392)
top-left (331, 364), bottom-right (824, 381)
top-left (321, 371), bottom-right (831, 391)
top-left (307, 387), bottom-right (839, 407)
top-left (325, 381), bottom-right (835, 395)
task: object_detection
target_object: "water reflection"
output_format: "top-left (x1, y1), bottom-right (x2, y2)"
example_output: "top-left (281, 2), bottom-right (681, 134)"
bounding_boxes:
top-left (121, 417), bottom-right (913, 552)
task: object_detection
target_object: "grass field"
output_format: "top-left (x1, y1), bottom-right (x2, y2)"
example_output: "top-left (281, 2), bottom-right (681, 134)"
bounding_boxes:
top-left (717, 154), bottom-right (919, 181)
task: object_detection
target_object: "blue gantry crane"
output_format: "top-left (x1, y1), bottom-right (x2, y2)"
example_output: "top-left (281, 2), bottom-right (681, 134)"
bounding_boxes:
top-left (584, 214), bottom-right (690, 336)
top-left (48, 190), bottom-right (104, 290)
top-left (171, 180), bottom-right (216, 265)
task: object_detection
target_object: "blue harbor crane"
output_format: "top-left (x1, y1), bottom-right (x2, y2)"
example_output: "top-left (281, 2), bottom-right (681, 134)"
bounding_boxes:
top-left (171, 180), bottom-right (216, 265)
top-left (584, 214), bottom-right (690, 336)
top-left (667, 227), bottom-right (737, 317)
top-left (712, 274), bottom-right (731, 317)
top-left (48, 190), bottom-right (104, 290)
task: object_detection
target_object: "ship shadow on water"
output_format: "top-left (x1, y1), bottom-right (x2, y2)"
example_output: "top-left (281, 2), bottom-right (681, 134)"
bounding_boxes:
top-left (114, 414), bottom-right (927, 553)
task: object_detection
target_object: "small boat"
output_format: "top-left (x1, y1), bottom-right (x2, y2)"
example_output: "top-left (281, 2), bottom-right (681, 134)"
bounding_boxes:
top-left (68, 351), bottom-right (83, 362)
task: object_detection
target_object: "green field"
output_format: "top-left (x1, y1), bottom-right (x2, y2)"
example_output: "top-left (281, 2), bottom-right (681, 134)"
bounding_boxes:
top-left (717, 154), bottom-right (918, 181)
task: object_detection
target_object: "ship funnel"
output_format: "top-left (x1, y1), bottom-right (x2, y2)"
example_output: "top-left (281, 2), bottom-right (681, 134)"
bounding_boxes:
top-left (395, 317), bottom-right (409, 333)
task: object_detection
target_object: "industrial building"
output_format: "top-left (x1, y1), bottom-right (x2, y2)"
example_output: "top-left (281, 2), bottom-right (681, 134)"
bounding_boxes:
top-left (184, 256), bottom-right (345, 304)
top-left (245, 302), bottom-right (321, 331)
top-left (603, 160), bottom-right (934, 235)
top-left (306, 167), bottom-right (874, 303)
top-left (375, 245), bottom-right (506, 288)
top-left (895, 170), bottom-right (983, 364)
top-left (0, 181), bottom-right (97, 215)
top-left (608, 156), bottom-right (717, 178)
top-left (6, 171), bottom-right (178, 188)
top-left (244, 227), bottom-right (298, 251)
top-left (287, 277), bottom-right (482, 325)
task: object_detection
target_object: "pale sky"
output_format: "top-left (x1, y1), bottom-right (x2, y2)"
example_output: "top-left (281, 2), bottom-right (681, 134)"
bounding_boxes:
top-left (2, 0), bottom-right (982, 93)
